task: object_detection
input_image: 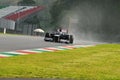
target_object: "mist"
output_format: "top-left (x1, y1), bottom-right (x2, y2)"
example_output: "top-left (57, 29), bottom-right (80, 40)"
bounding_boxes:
top-left (57, 0), bottom-right (120, 43)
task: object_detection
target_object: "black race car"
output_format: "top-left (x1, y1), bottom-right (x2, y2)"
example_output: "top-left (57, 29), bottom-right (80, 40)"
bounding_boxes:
top-left (44, 29), bottom-right (73, 44)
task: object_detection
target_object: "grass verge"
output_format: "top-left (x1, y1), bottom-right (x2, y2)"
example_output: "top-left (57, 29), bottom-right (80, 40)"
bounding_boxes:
top-left (0, 44), bottom-right (120, 80)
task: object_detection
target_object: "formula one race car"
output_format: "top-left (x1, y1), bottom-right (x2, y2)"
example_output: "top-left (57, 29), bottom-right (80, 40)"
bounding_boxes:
top-left (44, 29), bottom-right (73, 44)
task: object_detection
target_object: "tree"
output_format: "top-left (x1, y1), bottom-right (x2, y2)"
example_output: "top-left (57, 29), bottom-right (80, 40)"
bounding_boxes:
top-left (18, 0), bottom-right (36, 6)
top-left (50, 0), bottom-right (80, 26)
top-left (50, 0), bottom-right (120, 42)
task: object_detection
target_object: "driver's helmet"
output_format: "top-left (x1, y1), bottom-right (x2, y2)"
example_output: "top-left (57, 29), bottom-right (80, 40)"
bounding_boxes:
top-left (57, 28), bottom-right (62, 32)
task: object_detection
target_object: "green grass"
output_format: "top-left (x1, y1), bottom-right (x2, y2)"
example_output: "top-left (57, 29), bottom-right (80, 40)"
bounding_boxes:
top-left (0, 44), bottom-right (120, 80)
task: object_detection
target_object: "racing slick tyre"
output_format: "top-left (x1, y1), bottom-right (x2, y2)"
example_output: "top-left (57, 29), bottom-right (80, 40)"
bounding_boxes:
top-left (45, 33), bottom-right (49, 37)
top-left (69, 35), bottom-right (73, 44)
top-left (53, 36), bottom-right (60, 42)
top-left (44, 33), bottom-right (50, 41)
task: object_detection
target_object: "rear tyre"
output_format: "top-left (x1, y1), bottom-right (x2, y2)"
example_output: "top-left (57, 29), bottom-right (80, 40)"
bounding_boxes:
top-left (69, 35), bottom-right (73, 44)
top-left (54, 36), bottom-right (59, 42)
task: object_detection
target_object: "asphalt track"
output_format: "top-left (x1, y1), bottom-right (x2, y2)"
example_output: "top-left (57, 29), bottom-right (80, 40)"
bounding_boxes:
top-left (0, 34), bottom-right (101, 52)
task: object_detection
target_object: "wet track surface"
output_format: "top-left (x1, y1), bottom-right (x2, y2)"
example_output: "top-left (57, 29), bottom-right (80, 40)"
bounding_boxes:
top-left (0, 34), bottom-right (102, 52)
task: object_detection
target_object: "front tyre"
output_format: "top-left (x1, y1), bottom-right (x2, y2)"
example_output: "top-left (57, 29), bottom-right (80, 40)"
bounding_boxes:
top-left (44, 33), bottom-right (51, 41)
